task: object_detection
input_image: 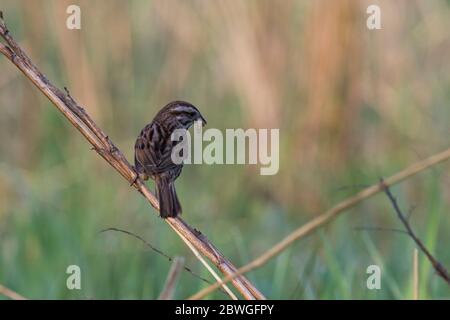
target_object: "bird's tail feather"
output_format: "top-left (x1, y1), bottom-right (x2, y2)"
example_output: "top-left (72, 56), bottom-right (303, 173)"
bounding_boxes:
top-left (155, 176), bottom-right (182, 218)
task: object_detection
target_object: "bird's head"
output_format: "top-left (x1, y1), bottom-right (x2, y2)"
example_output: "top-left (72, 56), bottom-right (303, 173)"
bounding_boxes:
top-left (159, 100), bottom-right (207, 129)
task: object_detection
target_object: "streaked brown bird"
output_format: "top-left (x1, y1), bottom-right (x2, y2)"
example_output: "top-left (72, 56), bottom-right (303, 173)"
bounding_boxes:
top-left (134, 101), bottom-right (206, 218)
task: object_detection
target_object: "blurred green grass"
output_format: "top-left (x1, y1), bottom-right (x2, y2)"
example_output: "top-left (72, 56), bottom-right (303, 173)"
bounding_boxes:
top-left (1, 0), bottom-right (450, 299)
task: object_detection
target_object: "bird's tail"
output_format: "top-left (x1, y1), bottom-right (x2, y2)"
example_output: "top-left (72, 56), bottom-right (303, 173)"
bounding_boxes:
top-left (155, 176), bottom-right (182, 218)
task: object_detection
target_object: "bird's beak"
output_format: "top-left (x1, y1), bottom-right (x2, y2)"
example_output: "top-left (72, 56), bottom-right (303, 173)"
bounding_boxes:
top-left (200, 115), bottom-right (207, 126)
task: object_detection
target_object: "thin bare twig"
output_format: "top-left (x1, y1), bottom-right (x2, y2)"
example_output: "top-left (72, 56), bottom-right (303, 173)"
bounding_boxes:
top-left (190, 147), bottom-right (450, 299)
top-left (382, 182), bottom-right (450, 285)
top-left (353, 226), bottom-right (409, 236)
top-left (99, 227), bottom-right (228, 295)
top-left (158, 257), bottom-right (185, 300)
top-left (0, 12), bottom-right (264, 300)
top-left (102, 228), bottom-right (235, 298)
top-left (0, 284), bottom-right (26, 300)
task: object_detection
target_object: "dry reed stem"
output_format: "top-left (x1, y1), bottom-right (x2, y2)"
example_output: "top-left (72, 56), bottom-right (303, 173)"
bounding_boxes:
top-left (0, 284), bottom-right (26, 300)
top-left (190, 147), bottom-right (450, 299)
top-left (158, 257), bottom-right (185, 300)
top-left (413, 249), bottom-right (419, 300)
top-left (0, 13), bottom-right (264, 301)
top-left (171, 226), bottom-right (238, 299)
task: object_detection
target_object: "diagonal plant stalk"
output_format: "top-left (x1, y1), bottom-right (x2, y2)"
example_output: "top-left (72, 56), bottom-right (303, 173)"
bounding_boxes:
top-left (190, 144), bottom-right (450, 299)
top-left (382, 184), bottom-right (450, 285)
top-left (0, 284), bottom-right (26, 300)
top-left (158, 257), bottom-right (185, 300)
top-left (0, 12), bottom-right (264, 300)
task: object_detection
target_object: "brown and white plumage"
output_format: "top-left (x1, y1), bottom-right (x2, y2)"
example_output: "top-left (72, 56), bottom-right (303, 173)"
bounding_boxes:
top-left (134, 101), bottom-right (206, 218)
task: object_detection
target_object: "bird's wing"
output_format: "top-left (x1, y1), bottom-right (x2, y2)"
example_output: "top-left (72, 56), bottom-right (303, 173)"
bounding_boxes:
top-left (134, 123), bottom-right (180, 175)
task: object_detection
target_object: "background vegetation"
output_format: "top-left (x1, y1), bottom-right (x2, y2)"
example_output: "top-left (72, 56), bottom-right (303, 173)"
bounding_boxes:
top-left (1, 0), bottom-right (450, 299)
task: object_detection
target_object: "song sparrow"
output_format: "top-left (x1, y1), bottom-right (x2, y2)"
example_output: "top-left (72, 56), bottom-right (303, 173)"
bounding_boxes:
top-left (134, 101), bottom-right (207, 218)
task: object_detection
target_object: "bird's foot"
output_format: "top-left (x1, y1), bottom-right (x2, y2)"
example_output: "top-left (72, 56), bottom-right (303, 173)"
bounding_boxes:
top-left (130, 166), bottom-right (149, 186)
top-left (130, 166), bottom-right (140, 186)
